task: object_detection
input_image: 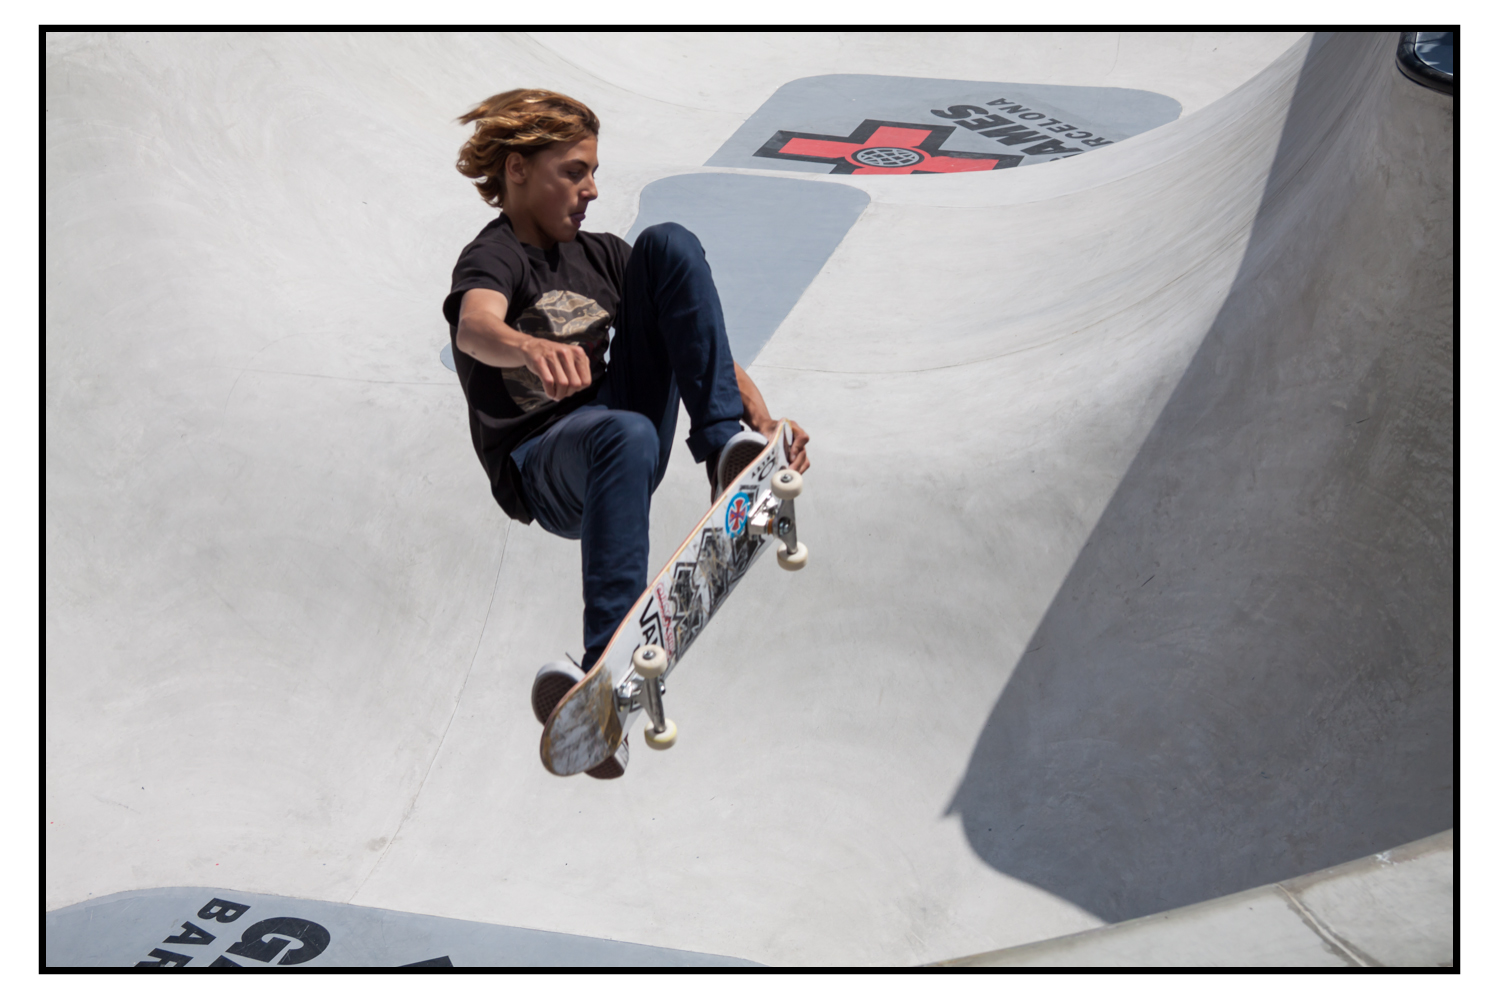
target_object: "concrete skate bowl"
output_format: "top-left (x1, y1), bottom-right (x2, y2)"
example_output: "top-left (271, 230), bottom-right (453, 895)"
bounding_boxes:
top-left (46, 32), bottom-right (1450, 967)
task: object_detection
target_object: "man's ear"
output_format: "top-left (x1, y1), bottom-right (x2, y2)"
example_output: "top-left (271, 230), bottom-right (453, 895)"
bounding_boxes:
top-left (504, 150), bottom-right (528, 187)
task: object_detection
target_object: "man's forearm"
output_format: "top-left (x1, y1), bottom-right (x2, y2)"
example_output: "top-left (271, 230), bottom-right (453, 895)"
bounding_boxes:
top-left (457, 289), bottom-right (593, 401)
top-left (456, 312), bottom-right (534, 368)
top-left (735, 363), bottom-right (773, 431)
top-left (735, 361), bottom-right (811, 472)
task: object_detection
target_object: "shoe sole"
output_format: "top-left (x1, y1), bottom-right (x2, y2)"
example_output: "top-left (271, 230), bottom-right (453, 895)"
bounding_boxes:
top-left (585, 736), bottom-right (628, 779)
top-left (585, 755), bottom-right (625, 779)
top-left (716, 437), bottom-right (767, 498)
top-left (532, 672), bottom-right (582, 724)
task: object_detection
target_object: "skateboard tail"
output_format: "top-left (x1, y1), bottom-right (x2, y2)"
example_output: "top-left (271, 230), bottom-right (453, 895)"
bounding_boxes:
top-left (540, 668), bottom-right (622, 775)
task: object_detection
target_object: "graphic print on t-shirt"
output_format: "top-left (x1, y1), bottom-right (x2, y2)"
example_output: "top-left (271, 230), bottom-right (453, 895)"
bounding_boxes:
top-left (502, 289), bottom-right (611, 412)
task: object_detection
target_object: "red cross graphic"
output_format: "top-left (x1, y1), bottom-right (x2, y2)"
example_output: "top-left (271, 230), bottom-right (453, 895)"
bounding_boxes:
top-left (727, 495), bottom-right (750, 534)
top-left (755, 120), bottom-right (1018, 175)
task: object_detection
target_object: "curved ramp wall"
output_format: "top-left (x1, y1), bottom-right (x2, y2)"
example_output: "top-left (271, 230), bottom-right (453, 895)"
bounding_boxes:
top-left (46, 31), bottom-right (1448, 966)
top-left (943, 31), bottom-right (1454, 923)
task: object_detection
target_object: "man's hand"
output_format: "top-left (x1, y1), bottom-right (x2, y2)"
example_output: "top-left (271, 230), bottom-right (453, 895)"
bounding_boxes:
top-left (523, 338), bottom-right (592, 402)
top-left (738, 360), bottom-right (810, 473)
top-left (761, 418), bottom-right (810, 474)
top-left (786, 420), bottom-right (810, 473)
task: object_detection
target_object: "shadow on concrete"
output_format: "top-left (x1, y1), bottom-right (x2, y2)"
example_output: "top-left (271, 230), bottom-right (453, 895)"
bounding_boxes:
top-left (948, 32), bottom-right (1453, 923)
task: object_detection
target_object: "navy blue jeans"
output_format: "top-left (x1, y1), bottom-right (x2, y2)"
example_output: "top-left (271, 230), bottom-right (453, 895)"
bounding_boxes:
top-left (513, 223), bottom-right (745, 668)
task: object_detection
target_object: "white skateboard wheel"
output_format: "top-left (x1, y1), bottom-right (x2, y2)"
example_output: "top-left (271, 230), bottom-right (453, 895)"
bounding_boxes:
top-left (777, 541), bottom-right (808, 571)
top-left (632, 644), bottom-right (668, 678)
top-left (771, 468), bottom-right (803, 500)
top-left (643, 717), bottom-right (677, 749)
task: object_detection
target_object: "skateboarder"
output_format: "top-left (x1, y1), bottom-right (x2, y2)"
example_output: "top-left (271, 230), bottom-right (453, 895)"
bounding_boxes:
top-left (443, 89), bottom-right (811, 778)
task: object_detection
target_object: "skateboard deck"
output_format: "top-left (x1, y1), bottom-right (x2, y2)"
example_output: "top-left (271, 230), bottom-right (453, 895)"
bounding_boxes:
top-left (540, 420), bottom-right (802, 775)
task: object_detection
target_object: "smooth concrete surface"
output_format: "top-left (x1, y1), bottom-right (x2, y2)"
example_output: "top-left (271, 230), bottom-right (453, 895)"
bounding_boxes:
top-left (47, 31), bottom-right (1448, 967)
top-left (625, 174), bottom-right (869, 362)
top-left (934, 830), bottom-right (1452, 967)
top-left (942, 29), bottom-right (1454, 924)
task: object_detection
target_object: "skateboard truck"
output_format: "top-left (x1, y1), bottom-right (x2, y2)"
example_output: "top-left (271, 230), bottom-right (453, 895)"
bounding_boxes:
top-left (619, 644), bottom-right (678, 750)
top-left (753, 469), bottom-right (808, 570)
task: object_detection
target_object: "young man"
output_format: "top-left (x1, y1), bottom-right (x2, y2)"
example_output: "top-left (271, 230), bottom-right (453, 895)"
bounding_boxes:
top-left (443, 90), bottom-right (810, 778)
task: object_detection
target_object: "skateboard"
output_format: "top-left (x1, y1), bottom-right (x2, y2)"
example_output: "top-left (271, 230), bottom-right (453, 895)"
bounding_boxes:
top-left (539, 420), bottom-right (807, 776)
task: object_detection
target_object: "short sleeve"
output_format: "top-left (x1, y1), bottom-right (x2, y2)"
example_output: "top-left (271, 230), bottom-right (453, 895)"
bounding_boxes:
top-left (443, 231), bottom-right (528, 327)
top-left (606, 233), bottom-right (632, 289)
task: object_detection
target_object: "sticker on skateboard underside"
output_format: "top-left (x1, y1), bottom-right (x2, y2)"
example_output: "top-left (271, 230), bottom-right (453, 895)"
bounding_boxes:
top-left (725, 491), bottom-right (754, 537)
top-left (649, 488), bottom-right (766, 663)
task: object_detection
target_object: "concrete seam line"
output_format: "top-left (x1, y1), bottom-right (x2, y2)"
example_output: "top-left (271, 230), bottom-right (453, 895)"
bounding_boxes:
top-left (347, 519), bottom-right (514, 904)
top-left (1272, 884), bottom-right (1374, 968)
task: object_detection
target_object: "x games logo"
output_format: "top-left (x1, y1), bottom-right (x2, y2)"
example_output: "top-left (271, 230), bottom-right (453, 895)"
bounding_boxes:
top-left (754, 119), bottom-right (1022, 174)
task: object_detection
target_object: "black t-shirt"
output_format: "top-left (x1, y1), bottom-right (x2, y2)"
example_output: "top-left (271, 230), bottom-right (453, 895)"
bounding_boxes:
top-left (443, 214), bottom-right (632, 522)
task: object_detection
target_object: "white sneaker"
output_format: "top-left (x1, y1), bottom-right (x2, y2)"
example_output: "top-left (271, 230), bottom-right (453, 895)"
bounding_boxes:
top-left (711, 428), bottom-right (768, 500)
top-left (531, 658), bottom-right (585, 724)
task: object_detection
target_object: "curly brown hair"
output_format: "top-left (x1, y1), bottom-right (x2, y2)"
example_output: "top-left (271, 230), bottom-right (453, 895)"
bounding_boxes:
top-left (455, 89), bottom-right (601, 209)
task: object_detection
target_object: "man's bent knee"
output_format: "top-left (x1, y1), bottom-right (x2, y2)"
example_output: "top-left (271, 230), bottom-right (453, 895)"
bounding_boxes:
top-left (634, 221), bottom-right (702, 261)
top-left (589, 410), bottom-right (659, 475)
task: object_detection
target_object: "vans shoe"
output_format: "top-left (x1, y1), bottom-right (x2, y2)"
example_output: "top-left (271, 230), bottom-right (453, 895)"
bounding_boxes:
top-left (531, 658), bottom-right (586, 724)
top-left (710, 428), bottom-right (768, 500)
